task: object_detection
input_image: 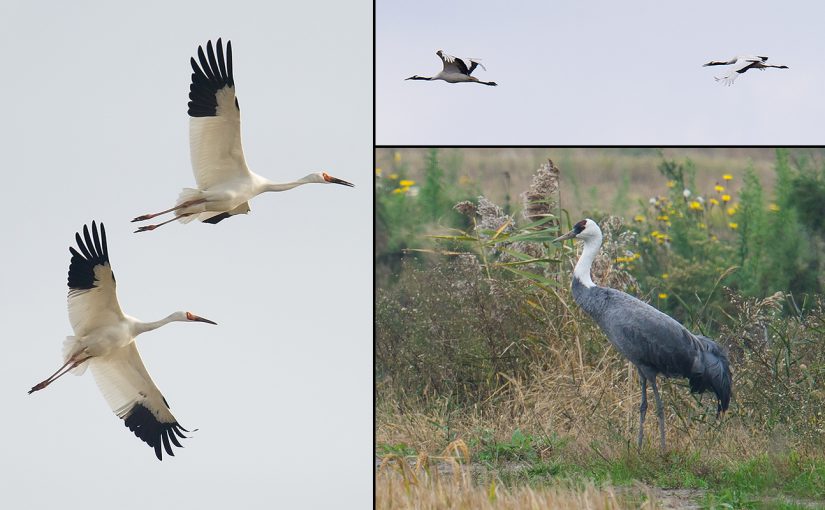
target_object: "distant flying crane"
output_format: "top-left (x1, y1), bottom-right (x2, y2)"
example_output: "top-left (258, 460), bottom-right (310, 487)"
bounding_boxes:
top-left (703, 55), bottom-right (788, 86)
top-left (29, 222), bottom-right (217, 460)
top-left (132, 39), bottom-right (354, 233)
top-left (406, 50), bottom-right (498, 86)
top-left (553, 219), bottom-right (732, 449)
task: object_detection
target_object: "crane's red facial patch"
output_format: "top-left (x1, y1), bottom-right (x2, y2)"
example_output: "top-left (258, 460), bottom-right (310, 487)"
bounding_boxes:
top-left (186, 312), bottom-right (195, 321)
top-left (322, 172), bottom-right (331, 182)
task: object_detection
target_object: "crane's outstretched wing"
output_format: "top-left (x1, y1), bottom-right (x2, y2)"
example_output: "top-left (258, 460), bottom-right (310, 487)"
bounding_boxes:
top-left (714, 60), bottom-right (758, 86)
top-left (438, 51), bottom-right (486, 76)
top-left (188, 38), bottom-right (251, 190)
top-left (90, 342), bottom-right (189, 461)
top-left (67, 222), bottom-right (124, 337)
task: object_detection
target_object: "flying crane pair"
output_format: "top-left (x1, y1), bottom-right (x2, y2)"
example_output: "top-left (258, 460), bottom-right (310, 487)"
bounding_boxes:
top-left (29, 39), bottom-right (354, 460)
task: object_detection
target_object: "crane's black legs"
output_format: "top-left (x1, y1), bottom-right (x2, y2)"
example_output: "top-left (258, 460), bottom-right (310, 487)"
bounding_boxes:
top-left (28, 355), bottom-right (92, 394)
top-left (131, 199), bottom-right (207, 223)
top-left (650, 378), bottom-right (666, 449)
top-left (638, 373), bottom-right (648, 448)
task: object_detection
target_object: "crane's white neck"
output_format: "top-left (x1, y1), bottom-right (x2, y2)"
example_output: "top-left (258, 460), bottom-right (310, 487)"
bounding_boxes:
top-left (573, 233), bottom-right (602, 289)
top-left (262, 174), bottom-right (317, 193)
top-left (133, 312), bottom-right (186, 336)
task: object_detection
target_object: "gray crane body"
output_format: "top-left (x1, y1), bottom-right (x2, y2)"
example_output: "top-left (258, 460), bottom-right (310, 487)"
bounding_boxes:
top-left (555, 218), bottom-right (731, 448)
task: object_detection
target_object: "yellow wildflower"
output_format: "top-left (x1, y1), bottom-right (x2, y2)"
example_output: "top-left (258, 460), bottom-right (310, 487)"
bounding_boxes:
top-left (728, 222), bottom-right (738, 229)
top-left (689, 201), bottom-right (703, 211)
top-left (401, 186), bottom-right (411, 193)
top-left (658, 293), bottom-right (668, 299)
top-left (769, 203), bottom-right (780, 212)
top-left (389, 173), bottom-right (399, 180)
top-left (657, 215), bottom-right (670, 221)
top-left (709, 198), bottom-right (719, 206)
top-left (727, 207), bottom-right (736, 216)
top-left (399, 179), bottom-right (416, 187)
top-left (634, 215), bottom-right (646, 222)
top-left (723, 174), bottom-right (733, 181)
top-left (714, 184), bottom-right (725, 193)
top-left (666, 180), bottom-right (676, 188)
top-left (392, 188), bottom-right (403, 194)
top-left (375, 168), bottom-right (382, 176)
top-left (698, 222), bottom-right (707, 229)
top-left (661, 273), bottom-right (669, 280)
top-left (721, 194), bottom-right (731, 202)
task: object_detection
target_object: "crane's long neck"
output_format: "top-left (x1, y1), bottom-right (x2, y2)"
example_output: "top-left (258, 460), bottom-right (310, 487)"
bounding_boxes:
top-left (261, 174), bottom-right (315, 193)
top-left (133, 313), bottom-right (181, 336)
top-left (573, 235), bottom-right (601, 289)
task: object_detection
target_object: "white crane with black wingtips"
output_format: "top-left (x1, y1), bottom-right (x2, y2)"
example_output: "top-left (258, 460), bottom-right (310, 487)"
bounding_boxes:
top-left (29, 222), bottom-right (217, 460)
top-left (132, 39), bottom-right (354, 232)
top-left (406, 49), bottom-right (498, 86)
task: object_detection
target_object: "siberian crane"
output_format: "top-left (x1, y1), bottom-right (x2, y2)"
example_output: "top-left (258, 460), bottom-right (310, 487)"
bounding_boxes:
top-left (132, 39), bottom-right (354, 233)
top-left (703, 55), bottom-right (788, 86)
top-left (554, 219), bottom-right (732, 449)
top-left (29, 222), bottom-right (217, 460)
top-left (406, 50), bottom-right (498, 86)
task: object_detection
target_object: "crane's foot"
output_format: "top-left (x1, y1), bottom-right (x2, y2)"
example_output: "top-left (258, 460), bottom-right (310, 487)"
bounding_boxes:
top-left (28, 381), bottom-right (49, 394)
top-left (132, 214), bottom-right (155, 222)
top-left (134, 225), bottom-right (157, 233)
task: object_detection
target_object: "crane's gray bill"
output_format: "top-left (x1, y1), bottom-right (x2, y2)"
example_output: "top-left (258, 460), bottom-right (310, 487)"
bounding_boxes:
top-left (552, 230), bottom-right (578, 243)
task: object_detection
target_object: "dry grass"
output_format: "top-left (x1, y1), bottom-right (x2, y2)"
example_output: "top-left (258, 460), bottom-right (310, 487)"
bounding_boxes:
top-left (376, 460), bottom-right (653, 510)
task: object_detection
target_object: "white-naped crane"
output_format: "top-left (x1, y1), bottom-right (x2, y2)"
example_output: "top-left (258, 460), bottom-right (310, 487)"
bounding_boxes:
top-left (132, 39), bottom-right (354, 233)
top-left (703, 55), bottom-right (788, 86)
top-left (554, 219), bottom-right (732, 449)
top-left (406, 49), bottom-right (498, 86)
top-left (29, 222), bottom-right (217, 460)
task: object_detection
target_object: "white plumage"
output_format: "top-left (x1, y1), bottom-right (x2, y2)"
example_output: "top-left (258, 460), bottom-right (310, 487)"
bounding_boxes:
top-left (703, 55), bottom-right (788, 86)
top-left (406, 49), bottom-right (497, 86)
top-left (29, 222), bottom-right (217, 460)
top-left (132, 38), bottom-right (354, 232)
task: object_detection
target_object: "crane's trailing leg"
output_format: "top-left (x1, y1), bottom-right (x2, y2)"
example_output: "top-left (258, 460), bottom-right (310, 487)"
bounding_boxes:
top-left (638, 374), bottom-right (648, 448)
top-left (651, 378), bottom-right (666, 449)
top-left (28, 355), bottom-right (92, 394)
top-left (131, 199), bottom-right (207, 223)
top-left (134, 213), bottom-right (194, 233)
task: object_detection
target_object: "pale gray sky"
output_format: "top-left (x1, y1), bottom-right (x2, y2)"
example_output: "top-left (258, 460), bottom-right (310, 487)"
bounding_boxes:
top-left (377, 0), bottom-right (825, 144)
top-left (2, 1), bottom-right (371, 508)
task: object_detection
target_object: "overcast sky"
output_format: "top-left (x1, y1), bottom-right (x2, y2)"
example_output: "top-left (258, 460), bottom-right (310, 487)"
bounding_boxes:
top-left (377, 0), bottom-right (825, 145)
top-left (1, 1), bottom-right (371, 508)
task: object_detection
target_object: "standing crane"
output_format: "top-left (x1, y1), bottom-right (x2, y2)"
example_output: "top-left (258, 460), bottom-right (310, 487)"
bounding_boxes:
top-left (29, 222), bottom-right (217, 460)
top-left (703, 55), bottom-right (788, 86)
top-left (132, 39), bottom-right (354, 233)
top-left (553, 219), bottom-right (731, 448)
top-left (405, 50), bottom-right (498, 86)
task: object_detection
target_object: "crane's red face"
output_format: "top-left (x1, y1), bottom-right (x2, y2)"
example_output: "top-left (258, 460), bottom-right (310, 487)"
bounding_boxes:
top-left (322, 172), bottom-right (355, 187)
top-left (186, 312), bottom-right (218, 325)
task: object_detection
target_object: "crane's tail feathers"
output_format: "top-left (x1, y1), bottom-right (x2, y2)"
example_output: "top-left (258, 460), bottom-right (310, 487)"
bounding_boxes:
top-left (175, 188), bottom-right (206, 223)
top-left (61, 336), bottom-right (89, 376)
top-left (689, 335), bottom-right (732, 416)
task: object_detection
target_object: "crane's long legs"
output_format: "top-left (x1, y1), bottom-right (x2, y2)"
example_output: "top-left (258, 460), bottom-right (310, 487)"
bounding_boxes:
top-left (650, 378), bottom-right (666, 449)
top-left (28, 355), bottom-right (92, 394)
top-left (134, 213), bottom-right (194, 233)
top-left (131, 199), bottom-right (207, 223)
top-left (638, 374), bottom-right (648, 448)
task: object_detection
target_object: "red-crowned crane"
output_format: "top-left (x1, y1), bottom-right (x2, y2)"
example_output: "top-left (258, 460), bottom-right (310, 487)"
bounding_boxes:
top-left (29, 222), bottom-right (217, 460)
top-left (132, 39), bottom-right (354, 232)
top-left (703, 55), bottom-right (788, 86)
top-left (554, 219), bottom-right (732, 449)
top-left (406, 50), bottom-right (497, 86)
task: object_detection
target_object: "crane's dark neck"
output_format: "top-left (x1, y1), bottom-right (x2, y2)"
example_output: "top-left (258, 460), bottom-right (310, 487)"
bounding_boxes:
top-left (406, 75), bottom-right (432, 81)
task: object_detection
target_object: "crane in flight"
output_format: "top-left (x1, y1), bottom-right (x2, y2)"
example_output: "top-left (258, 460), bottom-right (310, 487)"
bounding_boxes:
top-left (703, 55), bottom-right (788, 86)
top-left (132, 39), bottom-right (354, 233)
top-left (29, 222), bottom-right (217, 460)
top-left (406, 50), bottom-right (498, 86)
top-left (554, 219), bottom-right (731, 449)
